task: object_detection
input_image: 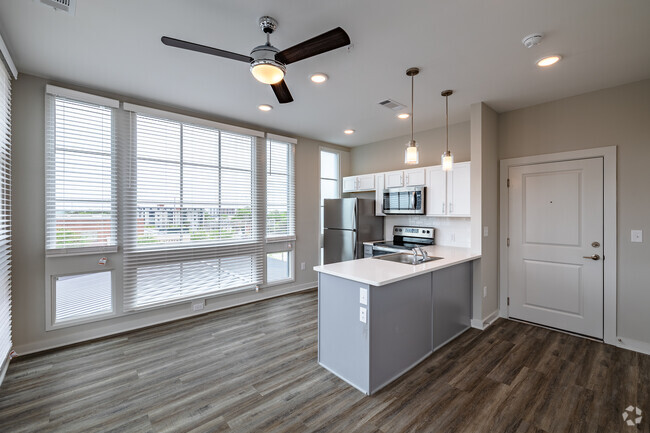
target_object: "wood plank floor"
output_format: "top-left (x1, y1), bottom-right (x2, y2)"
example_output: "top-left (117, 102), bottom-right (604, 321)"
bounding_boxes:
top-left (1, 290), bottom-right (648, 433)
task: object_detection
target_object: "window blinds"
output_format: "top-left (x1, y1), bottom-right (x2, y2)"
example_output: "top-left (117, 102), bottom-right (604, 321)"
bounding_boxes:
top-left (0, 58), bottom-right (12, 365)
top-left (45, 89), bottom-right (118, 254)
top-left (266, 137), bottom-right (295, 240)
top-left (122, 112), bottom-right (264, 310)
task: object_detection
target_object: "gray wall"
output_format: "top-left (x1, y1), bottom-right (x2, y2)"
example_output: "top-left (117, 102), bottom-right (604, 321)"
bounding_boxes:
top-left (349, 122), bottom-right (470, 175)
top-left (470, 103), bottom-right (499, 321)
top-left (498, 78), bottom-right (650, 346)
top-left (11, 73), bottom-right (349, 353)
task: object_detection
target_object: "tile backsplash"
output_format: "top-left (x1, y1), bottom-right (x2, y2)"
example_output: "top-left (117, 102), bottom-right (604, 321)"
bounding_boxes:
top-left (383, 215), bottom-right (472, 248)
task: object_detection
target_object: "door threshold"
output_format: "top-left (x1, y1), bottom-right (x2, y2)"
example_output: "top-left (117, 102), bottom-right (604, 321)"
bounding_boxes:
top-left (507, 317), bottom-right (603, 343)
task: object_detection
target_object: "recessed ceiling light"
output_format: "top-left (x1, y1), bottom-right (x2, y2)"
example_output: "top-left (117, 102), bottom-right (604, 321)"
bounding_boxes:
top-left (310, 73), bottom-right (328, 83)
top-left (397, 113), bottom-right (410, 119)
top-left (343, 129), bottom-right (355, 135)
top-left (537, 55), bottom-right (561, 67)
top-left (258, 104), bottom-right (273, 111)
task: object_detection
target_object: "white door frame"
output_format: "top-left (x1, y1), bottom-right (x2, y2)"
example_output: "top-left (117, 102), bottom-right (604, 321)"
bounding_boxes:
top-left (499, 146), bottom-right (616, 345)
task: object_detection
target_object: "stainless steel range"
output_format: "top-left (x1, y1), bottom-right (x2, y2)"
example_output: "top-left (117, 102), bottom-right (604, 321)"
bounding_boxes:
top-left (370, 225), bottom-right (435, 257)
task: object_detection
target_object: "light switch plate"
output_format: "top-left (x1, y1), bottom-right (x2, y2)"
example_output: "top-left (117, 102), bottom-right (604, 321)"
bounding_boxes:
top-left (359, 307), bottom-right (367, 323)
top-left (483, 226), bottom-right (488, 237)
top-left (631, 230), bottom-right (643, 243)
top-left (359, 287), bottom-right (367, 305)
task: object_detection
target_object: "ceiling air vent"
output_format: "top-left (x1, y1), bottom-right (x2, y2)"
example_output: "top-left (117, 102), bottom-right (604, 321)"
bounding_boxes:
top-left (378, 99), bottom-right (407, 111)
top-left (38, 0), bottom-right (76, 15)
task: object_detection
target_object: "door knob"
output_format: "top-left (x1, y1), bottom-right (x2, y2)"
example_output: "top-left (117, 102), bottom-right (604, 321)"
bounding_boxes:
top-left (583, 254), bottom-right (600, 260)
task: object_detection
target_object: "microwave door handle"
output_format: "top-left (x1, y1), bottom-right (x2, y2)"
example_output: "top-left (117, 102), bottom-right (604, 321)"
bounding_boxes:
top-left (409, 191), bottom-right (416, 210)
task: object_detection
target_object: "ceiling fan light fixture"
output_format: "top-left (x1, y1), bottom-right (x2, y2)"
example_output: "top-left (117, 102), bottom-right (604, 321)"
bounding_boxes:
top-left (344, 129), bottom-right (355, 135)
top-left (250, 60), bottom-right (286, 84)
top-left (258, 104), bottom-right (273, 111)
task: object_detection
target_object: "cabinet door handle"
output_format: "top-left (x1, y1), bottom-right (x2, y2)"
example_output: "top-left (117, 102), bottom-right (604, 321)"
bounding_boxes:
top-left (449, 203), bottom-right (453, 213)
top-left (406, 174), bottom-right (409, 185)
top-left (442, 203), bottom-right (445, 214)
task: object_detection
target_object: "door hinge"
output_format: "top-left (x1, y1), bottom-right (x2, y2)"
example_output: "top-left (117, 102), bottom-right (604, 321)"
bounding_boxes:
top-left (507, 238), bottom-right (510, 247)
top-left (507, 297), bottom-right (510, 306)
top-left (507, 178), bottom-right (510, 188)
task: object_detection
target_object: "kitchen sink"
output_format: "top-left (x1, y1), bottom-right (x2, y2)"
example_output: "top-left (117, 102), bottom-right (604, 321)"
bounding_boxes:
top-left (373, 252), bottom-right (443, 265)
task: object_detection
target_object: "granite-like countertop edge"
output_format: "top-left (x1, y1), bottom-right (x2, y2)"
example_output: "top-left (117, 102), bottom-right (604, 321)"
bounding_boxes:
top-left (313, 245), bottom-right (481, 286)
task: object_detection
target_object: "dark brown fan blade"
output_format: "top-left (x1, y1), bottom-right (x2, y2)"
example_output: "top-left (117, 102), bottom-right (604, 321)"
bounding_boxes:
top-left (161, 36), bottom-right (252, 63)
top-left (271, 80), bottom-right (294, 104)
top-left (275, 27), bottom-right (350, 65)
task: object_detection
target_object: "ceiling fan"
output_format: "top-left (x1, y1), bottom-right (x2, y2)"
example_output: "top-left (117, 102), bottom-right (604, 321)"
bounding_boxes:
top-left (161, 16), bottom-right (351, 104)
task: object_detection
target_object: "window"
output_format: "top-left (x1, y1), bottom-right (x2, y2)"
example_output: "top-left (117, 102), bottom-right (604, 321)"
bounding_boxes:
top-left (266, 137), bottom-right (295, 240)
top-left (45, 87), bottom-right (118, 254)
top-left (122, 106), bottom-right (265, 310)
top-left (0, 54), bottom-right (12, 364)
top-left (54, 271), bottom-right (113, 324)
top-left (266, 251), bottom-right (291, 283)
top-left (320, 149), bottom-right (340, 263)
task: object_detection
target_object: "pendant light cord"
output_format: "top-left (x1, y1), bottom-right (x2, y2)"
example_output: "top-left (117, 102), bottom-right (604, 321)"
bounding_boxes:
top-left (445, 94), bottom-right (449, 153)
top-left (410, 74), bottom-right (414, 143)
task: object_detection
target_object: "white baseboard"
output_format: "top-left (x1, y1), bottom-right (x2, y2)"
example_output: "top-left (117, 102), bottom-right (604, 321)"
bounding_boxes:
top-left (615, 336), bottom-right (650, 356)
top-left (470, 309), bottom-right (500, 330)
top-left (14, 282), bottom-right (317, 356)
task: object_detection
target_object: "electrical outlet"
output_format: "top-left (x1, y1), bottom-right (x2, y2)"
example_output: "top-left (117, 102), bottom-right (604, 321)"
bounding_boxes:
top-left (359, 287), bottom-right (367, 305)
top-left (359, 307), bottom-right (367, 323)
top-left (300, 262), bottom-right (306, 271)
top-left (631, 230), bottom-right (643, 243)
top-left (483, 226), bottom-right (488, 237)
top-left (191, 300), bottom-right (205, 311)
top-left (483, 286), bottom-right (487, 298)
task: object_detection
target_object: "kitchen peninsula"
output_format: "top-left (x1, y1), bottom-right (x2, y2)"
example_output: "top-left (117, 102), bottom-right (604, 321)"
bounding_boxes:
top-left (313, 245), bottom-right (480, 395)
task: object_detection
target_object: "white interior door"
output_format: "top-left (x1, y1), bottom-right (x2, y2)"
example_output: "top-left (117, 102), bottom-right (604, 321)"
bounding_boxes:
top-left (508, 158), bottom-right (604, 339)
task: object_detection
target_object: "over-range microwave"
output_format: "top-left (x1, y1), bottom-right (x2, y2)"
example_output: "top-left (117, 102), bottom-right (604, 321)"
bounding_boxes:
top-left (382, 186), bottom-right (425, 215)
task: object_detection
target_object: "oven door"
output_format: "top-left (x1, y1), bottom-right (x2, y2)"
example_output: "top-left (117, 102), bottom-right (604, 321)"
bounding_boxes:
top-left (382, 187), bottom-right (425, 214)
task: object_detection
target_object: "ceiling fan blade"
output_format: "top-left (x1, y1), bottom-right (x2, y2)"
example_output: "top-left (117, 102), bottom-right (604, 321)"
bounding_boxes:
top-left (271, 80), bottom-right (294, 104)
top-left (276, 27), bottom-right (350, 65)
top-left (161, 36), bottom-right (252, 63)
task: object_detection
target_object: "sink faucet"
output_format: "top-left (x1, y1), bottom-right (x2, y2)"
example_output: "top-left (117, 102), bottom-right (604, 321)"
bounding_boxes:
top-left (412, 246), bottom-right (428, 264)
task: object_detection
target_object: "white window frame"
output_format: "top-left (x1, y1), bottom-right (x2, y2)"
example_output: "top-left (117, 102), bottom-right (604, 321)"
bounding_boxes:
top-left (44, 85), bottom-right (119, 257)
top-left (319, 147), bottom-right (341, 264)
top-left (46, 269), bottom-right (117, 330)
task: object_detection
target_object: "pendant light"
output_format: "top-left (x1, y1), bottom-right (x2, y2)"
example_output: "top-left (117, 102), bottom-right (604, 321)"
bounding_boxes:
top-left (441, 89), bottom-right (454, 171)
top-left (404, 67), bottom-right (420, 165)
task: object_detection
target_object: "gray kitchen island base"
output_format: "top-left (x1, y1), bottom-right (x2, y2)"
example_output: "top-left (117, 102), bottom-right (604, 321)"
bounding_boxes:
top-left (318, 262), bottom-right (472, 395)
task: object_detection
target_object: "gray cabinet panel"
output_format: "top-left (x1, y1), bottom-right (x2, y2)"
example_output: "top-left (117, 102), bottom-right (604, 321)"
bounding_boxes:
top-left (318, 273), bottom-right (370, 392)
top-left (432, 262), bottom-right (472, 350)
top-left (369, 273), bottom-right (432, 393)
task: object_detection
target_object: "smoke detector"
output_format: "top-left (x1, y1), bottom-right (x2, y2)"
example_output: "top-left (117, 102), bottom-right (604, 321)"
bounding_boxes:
top-left (522, 33), bottom-right (543, 48)
top-left (37, 0), bottom-right (76, 15)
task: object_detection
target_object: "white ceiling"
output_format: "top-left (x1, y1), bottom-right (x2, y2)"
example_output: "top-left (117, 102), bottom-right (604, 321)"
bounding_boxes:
top-left (1, 0), bottom-right (649, 146)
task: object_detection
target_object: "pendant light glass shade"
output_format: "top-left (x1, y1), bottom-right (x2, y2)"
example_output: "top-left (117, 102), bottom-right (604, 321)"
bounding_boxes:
top-left (442, 150), bottom-right (453, 171)
top-left (441, 90), bottom-right (454, 171)
top-left (404, 68), bottom-right (420, 165)
top-left (405, 141), bottom-right (419, 164)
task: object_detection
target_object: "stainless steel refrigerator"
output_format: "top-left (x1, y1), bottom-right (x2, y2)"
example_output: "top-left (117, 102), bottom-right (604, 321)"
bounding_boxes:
top-left (323, 198), bottom-right (384, 264)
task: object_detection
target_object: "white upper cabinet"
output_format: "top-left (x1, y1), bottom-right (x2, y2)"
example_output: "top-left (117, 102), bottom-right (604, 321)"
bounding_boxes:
top-left (342, 176), bottom-right (356, 192)
top-left (384, 171), bottom-right (404, 188)
top-left (404, 168), bottom-right (426, 186)
top-left (447, 162), bottom-right (471, 216)
top-left (426, 162), bottom-right (470, 217)
top-left (375, 173), bottom-right (385, 216)
top-left (342, 174), bottom-right (375, 192)
top-left (426, 166), bottom-right (447, 216)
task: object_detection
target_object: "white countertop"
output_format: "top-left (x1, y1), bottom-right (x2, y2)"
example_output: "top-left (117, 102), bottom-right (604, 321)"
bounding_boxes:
top-left (313, 245), bottom-right (481, 286)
